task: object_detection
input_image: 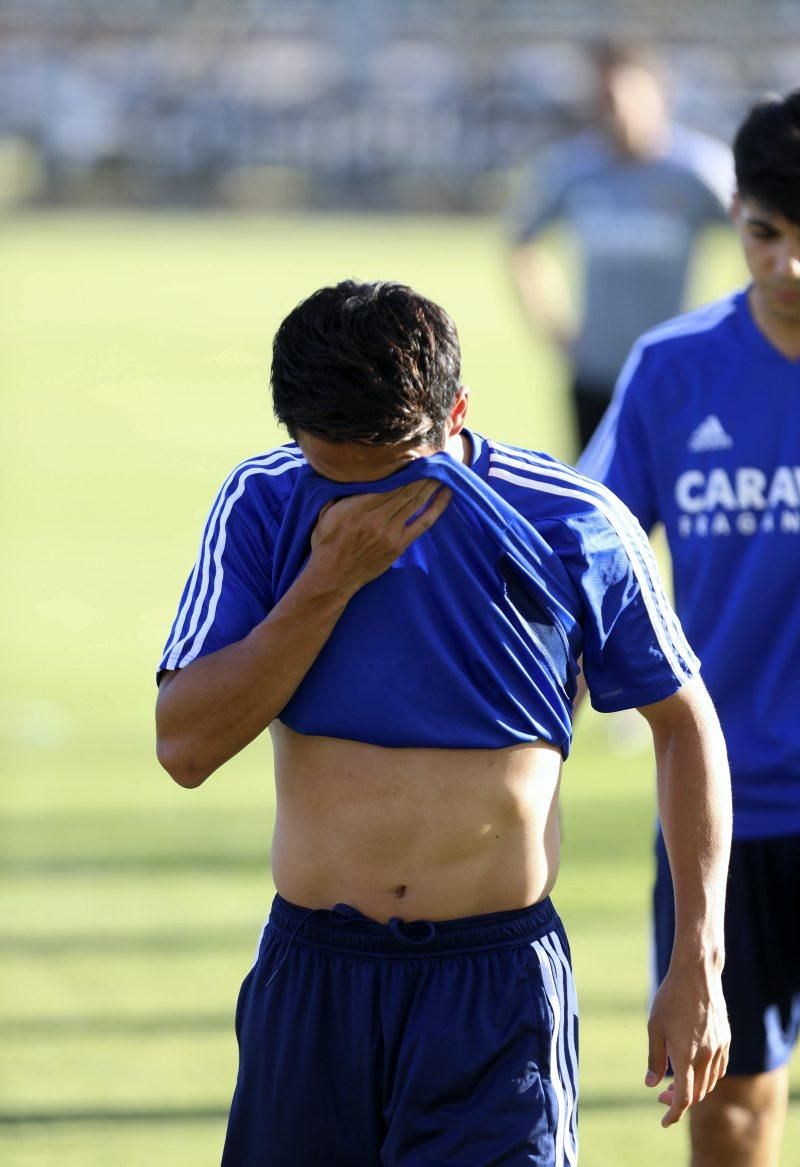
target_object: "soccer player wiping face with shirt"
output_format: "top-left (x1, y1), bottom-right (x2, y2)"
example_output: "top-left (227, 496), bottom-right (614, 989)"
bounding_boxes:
top-left (156, 281), bottom-right (731, 1164)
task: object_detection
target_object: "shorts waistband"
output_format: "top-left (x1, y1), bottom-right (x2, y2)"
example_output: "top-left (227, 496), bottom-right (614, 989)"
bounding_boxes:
top-left (268, 893), bottom-right (559, 960)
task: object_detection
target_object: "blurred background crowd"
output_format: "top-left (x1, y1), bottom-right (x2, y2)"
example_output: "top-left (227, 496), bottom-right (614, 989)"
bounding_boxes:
top-left (2, 0), bottom-right (799, 214)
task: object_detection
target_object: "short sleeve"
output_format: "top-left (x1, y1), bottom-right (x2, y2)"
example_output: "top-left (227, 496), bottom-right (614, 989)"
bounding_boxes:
top-left (511, 132), bottom-right (608, 245)
top-left (158, 460), bottom-right (281, 677)
top-left (511, 172), bottom-right (562, 245)
top-left (510, 145), bottom-right (574, 245)
top-left (578, 344), bottom-right (661, 533)
top-left (562, 499), bottom-right (699, 713)
top-left (674, 127), bottom-right (734, 222)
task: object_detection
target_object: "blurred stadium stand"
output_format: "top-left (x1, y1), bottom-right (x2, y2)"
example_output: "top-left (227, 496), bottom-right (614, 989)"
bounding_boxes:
top-left (1, 0), bottom-right (798, 210)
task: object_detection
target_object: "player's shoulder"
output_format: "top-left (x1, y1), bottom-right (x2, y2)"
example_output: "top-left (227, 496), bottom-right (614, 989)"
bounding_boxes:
top-left (578, 295), bottom-right (746, 483)
top-left (666, 123), bottom-right (734, 194)
top-left (483, 437), bottom-right (627, 548)
top-left (532, 129), bottom-right (610, 188)
top-left (560, 129), bottom-right (611, 173)
top-left (214, 441), bottom-right (306, 518)
top-left (623, 292), bottom-right (742, 383)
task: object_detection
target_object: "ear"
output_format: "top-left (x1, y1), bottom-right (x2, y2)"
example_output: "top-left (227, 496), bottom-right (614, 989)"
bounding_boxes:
top-left (447, 385), bottom-right (470, 436)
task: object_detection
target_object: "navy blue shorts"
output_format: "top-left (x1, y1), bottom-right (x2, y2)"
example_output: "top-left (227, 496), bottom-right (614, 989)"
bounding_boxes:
top-left (654, 829), bottom-right (800, 1076)
top-left (222, 895), bottom-right (579, 1166)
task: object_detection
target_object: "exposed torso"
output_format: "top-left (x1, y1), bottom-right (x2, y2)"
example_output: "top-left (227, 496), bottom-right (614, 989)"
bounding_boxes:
top-left (269, 722), bottom-right (563, 922)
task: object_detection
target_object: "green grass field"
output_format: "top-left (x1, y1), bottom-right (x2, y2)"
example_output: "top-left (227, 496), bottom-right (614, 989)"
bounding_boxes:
top-left (2, 212), bottom-right (797, 1165)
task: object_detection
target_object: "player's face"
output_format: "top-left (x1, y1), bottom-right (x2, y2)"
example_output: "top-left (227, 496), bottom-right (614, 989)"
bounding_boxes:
top-left (297, 386), bottom-right (469, 483)
top-left (734, 196), bottom-right (800, 326)
top-left (600, 63), bottom-right (667, 158)
top-left (296, 431), bottom-right (442, 483)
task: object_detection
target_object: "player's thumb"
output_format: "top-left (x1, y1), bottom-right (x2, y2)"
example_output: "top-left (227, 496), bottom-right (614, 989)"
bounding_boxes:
top-left (645, 1027), bottom-right (668, 1087)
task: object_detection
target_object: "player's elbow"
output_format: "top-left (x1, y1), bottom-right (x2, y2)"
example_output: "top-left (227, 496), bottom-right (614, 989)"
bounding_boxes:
top-left (156, 735), bottom-right (212, 789)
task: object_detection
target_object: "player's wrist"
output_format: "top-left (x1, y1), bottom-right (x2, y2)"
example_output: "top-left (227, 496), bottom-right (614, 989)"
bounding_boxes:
top-left (668, 937), bottom-right (725, 976)
top-left (297, 557), bottom-right (363, 605)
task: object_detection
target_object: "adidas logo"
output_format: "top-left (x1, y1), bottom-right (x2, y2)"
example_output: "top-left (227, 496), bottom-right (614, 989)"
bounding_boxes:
top-left (688, 415), bottom-right (733, 453)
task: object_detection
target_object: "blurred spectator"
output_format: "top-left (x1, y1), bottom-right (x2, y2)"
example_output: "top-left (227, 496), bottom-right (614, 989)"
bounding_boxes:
top-left (509, 41), bottom-right (734, 453)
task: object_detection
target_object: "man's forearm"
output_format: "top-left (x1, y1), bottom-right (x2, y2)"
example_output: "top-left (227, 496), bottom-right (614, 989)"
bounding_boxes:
top-left (639, 677), bottom-right (732, 1126)
top-left (156, 568), bottom-right (353, 787)
top-left (155, 476), bottom-right (452, 788)
top-left (653, 681), bottom-right (731, 962)
top-left (510, 243), bottom-right (576, 348)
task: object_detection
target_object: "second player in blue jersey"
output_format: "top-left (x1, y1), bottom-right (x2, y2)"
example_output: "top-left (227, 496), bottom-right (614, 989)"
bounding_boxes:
top-left (582, 89), bottom-right (800, 1167)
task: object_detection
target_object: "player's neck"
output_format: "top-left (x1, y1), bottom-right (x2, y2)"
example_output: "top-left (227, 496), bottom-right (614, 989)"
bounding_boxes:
top-left (446, 430), bottom-right (470, 466)
top-left (748, 287), bottom-right (800, 361)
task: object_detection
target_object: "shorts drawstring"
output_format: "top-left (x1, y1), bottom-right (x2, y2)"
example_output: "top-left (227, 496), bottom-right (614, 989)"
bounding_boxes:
top-left (331, 902), bottom-right (437, 945)
top-left (266, 901), bottom-right (443, 986)
top-left (264, 907), bottom-right (316, 990)
top-left (387, 917), bottom-right (437, 945)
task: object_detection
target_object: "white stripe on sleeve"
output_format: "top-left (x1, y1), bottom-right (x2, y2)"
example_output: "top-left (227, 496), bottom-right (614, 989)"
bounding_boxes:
top-left (580, 296), bottom-right (737, 481)
top-left (164, 450), bottom-right (301, 670)
top-left (492, 445), bottom-right (692, 669)
top-left (488, 449), bottom-right (695, 682)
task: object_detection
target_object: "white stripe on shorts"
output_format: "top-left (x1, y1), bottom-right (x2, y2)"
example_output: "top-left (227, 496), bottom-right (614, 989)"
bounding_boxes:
top-left (532, 932), bottom-right (579, 1166)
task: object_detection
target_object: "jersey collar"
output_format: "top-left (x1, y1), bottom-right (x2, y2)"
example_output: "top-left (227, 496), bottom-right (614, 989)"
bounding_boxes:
top-left (463, 428), bottom-right (491, 481)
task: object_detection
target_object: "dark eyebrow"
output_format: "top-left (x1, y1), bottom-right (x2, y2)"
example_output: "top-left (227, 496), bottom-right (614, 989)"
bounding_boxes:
top-left (743, 215), bottom-right (778, 230)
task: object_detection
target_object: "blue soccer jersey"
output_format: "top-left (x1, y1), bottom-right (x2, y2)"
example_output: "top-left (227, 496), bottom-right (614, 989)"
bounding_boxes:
top-left (159, 431), bottom-right (697, 756)
top-left (581, 290), bottom-right (800, 838)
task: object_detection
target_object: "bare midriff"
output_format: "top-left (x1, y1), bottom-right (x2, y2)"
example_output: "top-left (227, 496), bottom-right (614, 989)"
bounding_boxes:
top-left (269, 721), bottom-right (563, 923)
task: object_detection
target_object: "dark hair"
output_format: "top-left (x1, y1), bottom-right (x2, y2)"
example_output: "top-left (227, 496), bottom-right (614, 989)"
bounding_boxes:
top-left (734, 89), bottom-right (800, 225)
top-left (271, 280), bottom-right (461, 446)
top-left (589, 38), bottom-right (663, 81)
